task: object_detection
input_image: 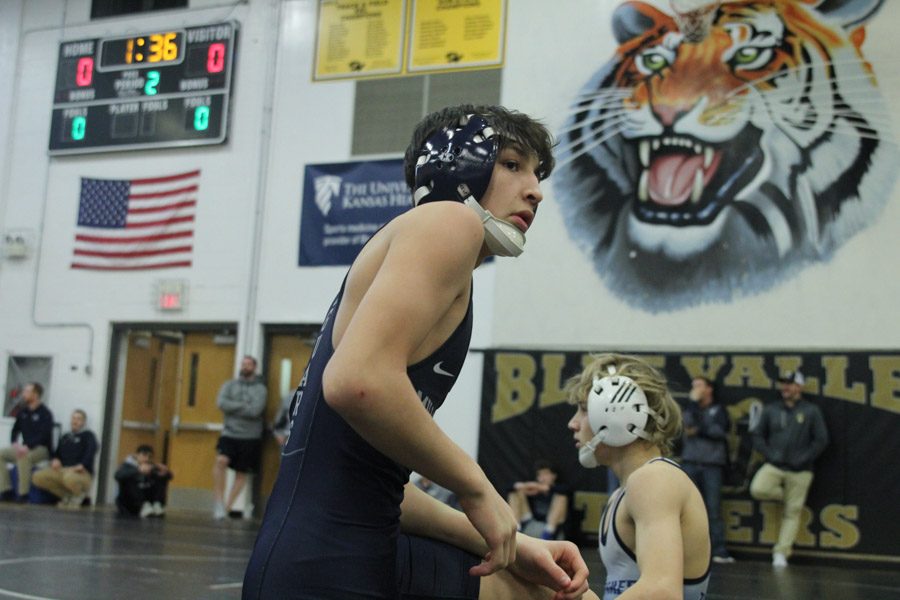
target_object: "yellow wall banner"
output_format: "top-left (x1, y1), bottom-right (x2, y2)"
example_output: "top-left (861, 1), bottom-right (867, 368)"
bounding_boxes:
top-left (314, 0), bottom-right (406, 80)
top-left (407, 0), bottom-right (506, 72)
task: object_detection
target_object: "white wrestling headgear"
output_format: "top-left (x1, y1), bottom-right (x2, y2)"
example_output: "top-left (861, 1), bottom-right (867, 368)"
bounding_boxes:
top-left (579, 364), bottom-right (661, 468)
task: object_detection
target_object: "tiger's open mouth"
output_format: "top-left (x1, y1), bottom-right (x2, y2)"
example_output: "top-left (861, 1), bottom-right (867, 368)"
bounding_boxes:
top-left (631, 128), bottom-right (764, 224)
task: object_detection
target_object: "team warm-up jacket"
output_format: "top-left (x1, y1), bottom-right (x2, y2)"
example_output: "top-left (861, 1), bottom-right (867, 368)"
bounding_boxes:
top-left (681, 402), bottom-right (730, 466)
top-left (55, 430), bottom-right (99, 474)
top-left (752, 399), bottom-right (829, 471)
top-left (11, 404), bottom-right (54, 450)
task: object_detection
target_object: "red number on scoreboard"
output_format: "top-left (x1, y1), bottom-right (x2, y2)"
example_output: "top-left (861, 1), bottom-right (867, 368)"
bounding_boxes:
top-left (207, 43), bottom-right (225, 74)
top-left (76, 57), bottom-right (94, 87)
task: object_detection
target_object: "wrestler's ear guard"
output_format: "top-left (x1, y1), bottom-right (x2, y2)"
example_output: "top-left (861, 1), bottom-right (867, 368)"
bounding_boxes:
top-left (579, 364), bottom-right (660, 468)
top-left (413, 114), bottom-right (496, 207)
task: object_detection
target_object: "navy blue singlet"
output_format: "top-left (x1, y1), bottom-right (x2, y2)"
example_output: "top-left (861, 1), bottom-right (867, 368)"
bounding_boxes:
top-left (243, 276), bottom-right (473, 599)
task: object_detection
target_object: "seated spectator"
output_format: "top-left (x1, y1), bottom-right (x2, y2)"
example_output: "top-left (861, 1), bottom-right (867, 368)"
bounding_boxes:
top-left (0, 383), bottom-right (54, 502)
top-left (32, 409), bottom-right (98, 508)
top-left (114, 445), bottom-right (173, 518)
top-left (410, 472), bottom-right (458, 509)
top-left (507, 459), bottom-right (569, 539)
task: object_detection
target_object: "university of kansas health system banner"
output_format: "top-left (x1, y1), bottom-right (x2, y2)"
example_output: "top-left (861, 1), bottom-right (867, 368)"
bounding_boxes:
top-left (299, 159), bottom-right (412, 266)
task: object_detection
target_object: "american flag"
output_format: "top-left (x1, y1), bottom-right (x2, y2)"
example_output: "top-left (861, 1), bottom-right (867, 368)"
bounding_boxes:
top-left (71, 170), bottom-right (199, 271)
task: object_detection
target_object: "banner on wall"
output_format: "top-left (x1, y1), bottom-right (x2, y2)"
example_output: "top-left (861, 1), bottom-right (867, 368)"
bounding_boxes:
top-left (314, 0), bottom-right (407, 80)
top-left (299, 159), bottom-right (412, 266)
top-left (407, 0), bottom-right (506, 73)
top-left (312, 0), bottom-right (506, 81)
top-left (478, 349), bottom-right (900, 562)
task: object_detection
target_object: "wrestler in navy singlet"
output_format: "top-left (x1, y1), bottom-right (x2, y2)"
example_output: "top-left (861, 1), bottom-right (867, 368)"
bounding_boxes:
top-left (242, 275), bottom-right (474, 599)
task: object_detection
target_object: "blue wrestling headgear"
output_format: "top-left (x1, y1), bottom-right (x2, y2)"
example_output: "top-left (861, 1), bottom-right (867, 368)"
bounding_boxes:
top-left (579, 365), bottom-right (661, 468)
top-left (413, 113), bottom-right (496, 206)
top-left (413, 114), bottom-right (526, 257)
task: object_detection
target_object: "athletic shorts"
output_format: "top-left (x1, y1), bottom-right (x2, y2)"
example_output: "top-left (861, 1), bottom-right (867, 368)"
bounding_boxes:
top-left (216, 436), bottom-right (262, 473)
top-left (396, 534), bottom-right (481, 600)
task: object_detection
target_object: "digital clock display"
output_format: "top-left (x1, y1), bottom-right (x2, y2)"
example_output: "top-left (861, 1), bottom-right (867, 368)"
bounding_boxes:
top-left (49, 22), bottom-right (237, 155)
top-left (100, 32), bottom-right (185, 69)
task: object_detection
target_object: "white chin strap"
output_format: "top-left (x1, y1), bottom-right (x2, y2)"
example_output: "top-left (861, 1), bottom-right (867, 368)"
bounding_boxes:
top-left (578, 423), bottom-right (658, 468)
top-left (579, 433), bottom-right (605, 468)
top-left (463, 196), bottom-right (525, 257)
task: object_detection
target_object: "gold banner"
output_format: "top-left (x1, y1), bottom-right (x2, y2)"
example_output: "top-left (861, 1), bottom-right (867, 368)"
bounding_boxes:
top-left (407, 0), bottom-right (505, 72)
top-left (314, 0), bottom-right (406, 80)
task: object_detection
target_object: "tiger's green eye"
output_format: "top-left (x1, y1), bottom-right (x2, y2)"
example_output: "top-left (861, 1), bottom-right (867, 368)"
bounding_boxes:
top-left (640, 52), bottom-right (669, 72)
top-left (733, 47), bottom-right (761, 64)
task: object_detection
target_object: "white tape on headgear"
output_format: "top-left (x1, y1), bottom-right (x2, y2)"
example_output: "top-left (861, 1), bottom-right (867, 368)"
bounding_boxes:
top-left (578, 366), bottom-right (660, 468)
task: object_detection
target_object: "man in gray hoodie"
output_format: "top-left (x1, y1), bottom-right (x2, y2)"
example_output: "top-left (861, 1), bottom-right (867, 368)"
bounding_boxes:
top-left (750, 370), bottom-right (829, 568)
top-left (213, 355), bottom-right (267, 520)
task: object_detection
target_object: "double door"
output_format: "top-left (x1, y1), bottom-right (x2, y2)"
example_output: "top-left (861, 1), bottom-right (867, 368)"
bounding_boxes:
top-left (114, 328), bottom-right (315, 511)
top-left (116, 331), bottom-right (236, 508)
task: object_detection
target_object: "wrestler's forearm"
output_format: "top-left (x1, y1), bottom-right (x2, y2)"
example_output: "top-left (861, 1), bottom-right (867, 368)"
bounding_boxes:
top-left (400, 482), bottom-right (488, 556)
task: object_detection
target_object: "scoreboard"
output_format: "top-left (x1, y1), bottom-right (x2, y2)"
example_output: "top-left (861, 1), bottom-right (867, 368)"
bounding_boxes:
top-left (49, 22), bottom-right (237, 155)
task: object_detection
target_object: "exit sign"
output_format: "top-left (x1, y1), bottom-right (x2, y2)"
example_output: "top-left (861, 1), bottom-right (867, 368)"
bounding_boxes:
top-left (157, 279), bottom-right (186, 311)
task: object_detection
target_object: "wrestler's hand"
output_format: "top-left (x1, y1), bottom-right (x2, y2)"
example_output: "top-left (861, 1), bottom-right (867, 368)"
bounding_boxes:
top-left (457, 483), bottom-right (518, 576)
top-left (508, 535), bottom-right (591, 600)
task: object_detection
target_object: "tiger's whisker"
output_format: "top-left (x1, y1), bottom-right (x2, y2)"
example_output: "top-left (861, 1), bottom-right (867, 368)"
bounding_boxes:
top-left (564, 98), bottom-right (637, 117)
top-left (755, 100), bottom-right (899, 124)
top-left (743, 115), bottom-right (898, 142)
top-left (556, 116), bottom-right (630, 156)
top-left (557, 130), bottom-right (631, 166)
top-left (555, 122), bottom-right (631, 167)
top-left (752, 100), bottom-right (900, 122)
top-left (827, 110), bottom-right (898, 123)
top-left (558, 110), bottom-right (632, 135)
top-left (727, 63), bottom-right (871, 96)
top-left (571, 89), bottom-right (635, 101)
top-left (751, 74), bottom-right (900, 101)
top-left (723, 60), bottom-right (900, 100)
top-left (559, 108), bottom-right (636, 130)
top-left (566, 95), bottom-right (634, 110)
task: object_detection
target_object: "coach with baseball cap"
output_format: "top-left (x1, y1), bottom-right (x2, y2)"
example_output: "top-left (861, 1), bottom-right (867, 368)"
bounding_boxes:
top-left (749, 370), bottom-right (829, 568)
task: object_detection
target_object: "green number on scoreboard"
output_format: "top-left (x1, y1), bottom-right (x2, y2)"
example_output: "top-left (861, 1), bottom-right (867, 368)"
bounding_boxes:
top-left (72, 116), bottom-right (87, 141)
top-left (193, 105), bottom-right (210, 131)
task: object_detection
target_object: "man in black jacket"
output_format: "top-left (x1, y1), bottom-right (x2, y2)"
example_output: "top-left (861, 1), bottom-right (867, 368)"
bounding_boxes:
top-left (750, 371), bottom-right (829, 568)
top-left (32, 409), bottom-right (98, 507)
top-left (0, 383), bottom-right (54, 502)
top-left (682, 376), bottom-right (734, 563)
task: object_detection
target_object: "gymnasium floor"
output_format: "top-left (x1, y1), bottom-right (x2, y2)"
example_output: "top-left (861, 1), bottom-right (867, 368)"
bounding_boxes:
top-left (2, 504), bottom-right (899, 600)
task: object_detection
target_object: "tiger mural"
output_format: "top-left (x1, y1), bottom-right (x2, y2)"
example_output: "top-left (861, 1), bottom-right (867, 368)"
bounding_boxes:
top-left (553, 0), bottom-right (898, 311)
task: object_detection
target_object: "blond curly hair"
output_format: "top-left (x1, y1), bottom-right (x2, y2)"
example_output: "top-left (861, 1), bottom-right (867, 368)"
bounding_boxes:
top-left (563, 353), bottom-right (682, 456)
